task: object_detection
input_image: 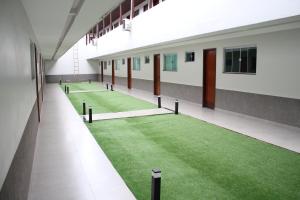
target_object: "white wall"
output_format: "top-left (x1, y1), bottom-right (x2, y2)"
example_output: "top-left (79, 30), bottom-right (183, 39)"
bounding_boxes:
top-left (100, 28), bottom-right (300, 99)
top-left (86, 0), bottom-right (300, 58)
top-left (46, 37), bottom-right (98, 75)
top-left (0, 0), bottom-right (39, 189)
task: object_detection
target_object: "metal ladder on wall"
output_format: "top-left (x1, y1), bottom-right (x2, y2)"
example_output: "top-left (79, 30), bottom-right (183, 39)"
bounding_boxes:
top-left (73, 44), bottom-right (79, 82)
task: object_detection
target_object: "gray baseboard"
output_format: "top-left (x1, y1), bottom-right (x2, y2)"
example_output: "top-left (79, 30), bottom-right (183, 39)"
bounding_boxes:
top-left (103, 75), bottom-right (112, 83)
top-left (103, 76), bottom-right (153, 92)
top-left (132, 79), bottom-right (153, 92)
top-left (46, 74), bottom-right (98, 83)
top-left (0, 101), bottom-right (39, 200)
top-left (216, 89), bottom-right (300, 127)
top-left (115, 76), bottom-right (127, 87)
top-left (161, 82), bottom-right (202, 103)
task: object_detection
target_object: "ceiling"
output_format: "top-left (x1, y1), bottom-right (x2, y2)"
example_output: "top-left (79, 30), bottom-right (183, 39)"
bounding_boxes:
top-left (21, 0), bottom-right (123, 59)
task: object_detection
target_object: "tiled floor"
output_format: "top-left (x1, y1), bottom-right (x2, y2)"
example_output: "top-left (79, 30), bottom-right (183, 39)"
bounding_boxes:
top-left (113, 84), bottom-right (300, 153)
top-left (27, 84), bottom-right (136, 200)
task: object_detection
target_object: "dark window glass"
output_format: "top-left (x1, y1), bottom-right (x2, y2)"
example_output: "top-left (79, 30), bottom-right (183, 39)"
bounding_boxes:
top-left (145, 56), bottom-right (150, 64)
top-left (185, 52), bottom-right (195, 62)
top-left (224, 47), bottom-right (257, 74)
top-left (134, 10), bottom-right (139, 17)
top-left (232, 49), bottom-right (240, 72)
top-left (248, 48), bottom-right (257, 73)
top-left (240, 48), bottom-right (248, 72)
top-left (153, 0), bottom-right (159, 6)
top-left (225, 49), bottom-right (232, 72)
top-left (144, 4), bottom-right (148, 12)
top-left (122, 59), bottom-right (125, 65)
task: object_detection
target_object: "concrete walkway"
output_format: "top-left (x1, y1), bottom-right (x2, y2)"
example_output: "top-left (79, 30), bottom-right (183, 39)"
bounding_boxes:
top-left (28, 84), bottom-right (136, 200)
top-left (111, 84), bottom-right (300, 153)
top-left (69, 89), bottom-right (107, 94)
top-left (85, 108), bottom-right (173, 121)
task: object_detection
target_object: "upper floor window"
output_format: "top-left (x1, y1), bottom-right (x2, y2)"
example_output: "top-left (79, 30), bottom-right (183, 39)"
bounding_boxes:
top-left (133, 57), bottom-right (141, 71)
top-left (134, 10), bottom-right (139, 17)
top-left (185, 52), bottom-right (195, 62)
top-left (143, 4), bottom-right (148, 12)
top-left (145, 56), bottom-right (150, 64)
top-left (224, 47), bottom-right (257, 74)
top-left (163, 54), bottom-right (177, 72)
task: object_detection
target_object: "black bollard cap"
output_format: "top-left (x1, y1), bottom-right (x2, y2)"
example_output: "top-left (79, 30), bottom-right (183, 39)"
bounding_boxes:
top-left (152, 169), bottom-right (161, 178)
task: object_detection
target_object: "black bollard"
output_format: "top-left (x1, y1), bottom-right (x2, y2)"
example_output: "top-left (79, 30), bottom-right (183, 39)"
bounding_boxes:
top-left (175, 100), bottom-right (179, 115)
top-left (151, 169), bottom-right (161, 200)
top-left (89, 79), bottom-right (91, 84)
top-left (67, 87), bottom-right (69, 94)
top-left (106, 83), bottom-right (109, 90)
top-left (88, 107), bottom-right (93, 123)
top-left (64, 85), bottom-right (67, 93)
top-left (110, 84), bottom-right (114, 91)
top-left (157, 96), bottom-right (161, 108)
top-left (59, 80), bottom-right (62, 85)
top-left (82, 102), bottom-right (86, 115)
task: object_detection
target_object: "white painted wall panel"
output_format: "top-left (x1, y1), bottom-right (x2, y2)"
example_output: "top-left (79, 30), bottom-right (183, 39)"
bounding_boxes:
top-left (0, 0), bottom-right (39, 189)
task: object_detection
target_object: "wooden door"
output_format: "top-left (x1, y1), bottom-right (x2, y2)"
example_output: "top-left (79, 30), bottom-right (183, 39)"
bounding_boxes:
top-left (203, 49), bottom-right (216, 109)
top-left (100, 61), bottom-right (104, 82)
top-left (112, 60), bottom-right (115, 85)
top-left (153, 54), bottom-right (160, 95)
top-left (127, 58), bottom-right (132, 89)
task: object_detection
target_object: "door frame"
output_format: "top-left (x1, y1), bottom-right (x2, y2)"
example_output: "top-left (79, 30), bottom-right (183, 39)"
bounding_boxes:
top-left (100, 61), bottom-right (104, 82)
top-left (112, 60), bottom-right (115, 85)
top-left (153, 54), bottom-right (160, 95)
top-left (202, 48), bottom-right (216, 109)
top-left (34, 45), bottom-right (40, 121)
top-left (127, 57), bottom-right (132, 89)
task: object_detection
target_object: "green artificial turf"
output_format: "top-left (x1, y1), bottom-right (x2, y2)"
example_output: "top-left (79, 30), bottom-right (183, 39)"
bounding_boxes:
top-left (63, 82), bottom-right (300, 200)
top-left (62, 86), bottom-right (156, 114)
top-left (87, 115), bottom-right (300, 200)
top-left (60, 81), bottom-right (105, 91)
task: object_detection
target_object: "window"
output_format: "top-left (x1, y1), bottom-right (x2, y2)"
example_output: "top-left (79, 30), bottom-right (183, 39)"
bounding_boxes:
top-left (145, 56), bottom-right (150, 64)
top-left (134, 10), bottom-right (139, 17)
top-left (163, 54), bottom-right (177, 72)
top-left (133, 57), bottom-right (141, 71)
top-left (122, 58), bottom-right (125, 65)
top-left (108, 60), bottom-right (111, 65)
top-left (185, 52), bottom-right (195, 62)
top-left (143, 4), bottom-right (148, 12)
top-left (224, 47), bottom-right (257, 74)
top-left (116, 59), bottom-right (121, 70)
